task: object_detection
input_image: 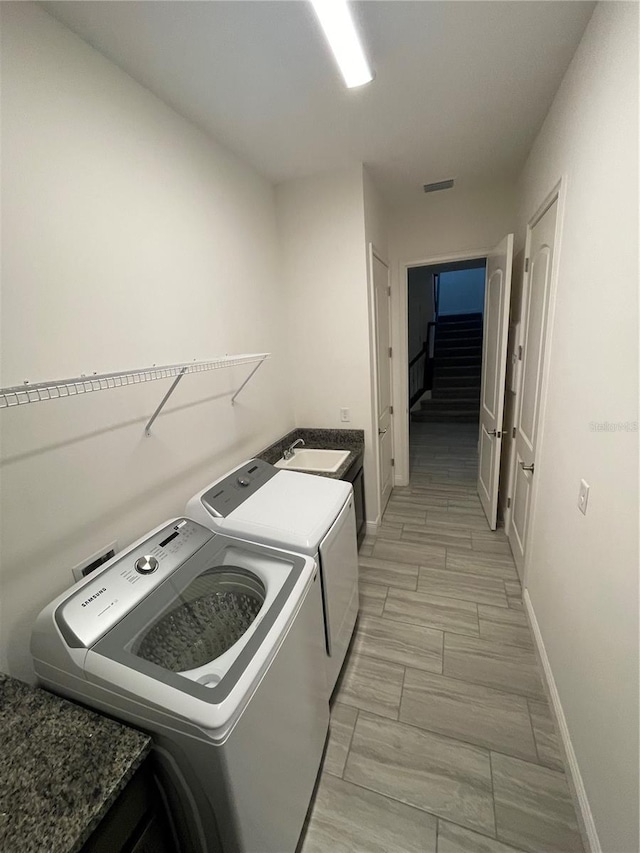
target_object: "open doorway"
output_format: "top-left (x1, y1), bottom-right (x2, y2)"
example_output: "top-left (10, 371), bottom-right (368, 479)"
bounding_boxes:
top-left (398, 235), bottom-right (514, 533)
top-left (408, 258), bottom-right (486, 451)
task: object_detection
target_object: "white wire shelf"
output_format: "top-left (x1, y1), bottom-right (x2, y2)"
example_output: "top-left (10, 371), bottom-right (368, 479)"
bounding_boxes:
top-left (0, 353), bottom-right (271, 435)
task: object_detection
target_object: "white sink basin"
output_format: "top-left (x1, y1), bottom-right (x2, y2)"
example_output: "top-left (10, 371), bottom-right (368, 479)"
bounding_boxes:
top-left (274, 448), bottom-right (350, 473)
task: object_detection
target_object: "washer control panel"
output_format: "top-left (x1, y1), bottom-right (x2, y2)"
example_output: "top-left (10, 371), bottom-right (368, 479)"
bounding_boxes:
top-left (55, 519), bottom-right (213, 648)
top-left (201, 459), bottom-right (278, 517)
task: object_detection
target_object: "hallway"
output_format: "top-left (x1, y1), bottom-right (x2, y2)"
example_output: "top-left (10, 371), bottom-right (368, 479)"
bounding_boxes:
top-left (300, 422), bottom-right (584, 853)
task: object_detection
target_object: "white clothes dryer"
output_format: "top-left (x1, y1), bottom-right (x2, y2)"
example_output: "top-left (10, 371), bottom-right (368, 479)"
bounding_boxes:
top-left (31, 518), bottom-right (328, 853)
top-left (186, 459), bottom-right (359, 696)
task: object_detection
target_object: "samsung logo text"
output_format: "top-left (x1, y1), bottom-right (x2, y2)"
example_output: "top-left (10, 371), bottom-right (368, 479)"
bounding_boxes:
top-left (81, 588), bottom-right (107, 607)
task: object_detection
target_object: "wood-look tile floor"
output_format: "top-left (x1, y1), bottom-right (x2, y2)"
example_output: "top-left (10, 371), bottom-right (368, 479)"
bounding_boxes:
top-left (300, 422), bottom-right (584, 853)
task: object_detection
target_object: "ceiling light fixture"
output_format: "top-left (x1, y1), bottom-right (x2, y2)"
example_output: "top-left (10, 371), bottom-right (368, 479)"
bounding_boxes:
top-left (310, 0), bottom-right (373, 89)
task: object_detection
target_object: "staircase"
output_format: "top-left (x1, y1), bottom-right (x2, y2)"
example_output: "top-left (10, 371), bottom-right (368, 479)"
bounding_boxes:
top-left (412, 313), bottom-right (483, 423)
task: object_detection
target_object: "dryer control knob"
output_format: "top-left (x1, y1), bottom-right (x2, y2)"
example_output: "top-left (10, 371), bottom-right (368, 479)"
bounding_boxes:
top-left (135, 555), bottom-right (159, 574)
top-left (237, 477), bottom-right (250, 487)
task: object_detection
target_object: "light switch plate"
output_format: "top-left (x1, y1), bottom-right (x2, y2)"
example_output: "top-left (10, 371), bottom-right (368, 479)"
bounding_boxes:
top-left (577, 479), bottom-right (590, 515)
top-left (340, 408), bottom-right (350, 423)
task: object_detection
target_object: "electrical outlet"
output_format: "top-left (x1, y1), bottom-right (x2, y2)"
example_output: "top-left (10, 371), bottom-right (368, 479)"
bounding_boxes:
top-left (577, 479), bottom-right (590, 515)
top-left (340, 408), bottom-right (350, 423)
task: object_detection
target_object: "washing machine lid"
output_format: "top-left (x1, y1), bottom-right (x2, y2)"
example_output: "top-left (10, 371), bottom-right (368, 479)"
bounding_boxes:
top-left (213, 469), bottom-right (352, 553)
top-left (46, 519), bottom-right (311, 720)
top-left (89, 533), bottom-right (308, 713)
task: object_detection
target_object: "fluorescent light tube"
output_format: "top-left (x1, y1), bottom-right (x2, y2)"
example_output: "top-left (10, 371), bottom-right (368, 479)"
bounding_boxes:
top-left (310, 0), bottom-right (373, 88)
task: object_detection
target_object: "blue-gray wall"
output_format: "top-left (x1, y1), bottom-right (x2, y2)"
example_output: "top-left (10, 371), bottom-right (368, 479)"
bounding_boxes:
top-left (439, 267), bottom-right (485, 315)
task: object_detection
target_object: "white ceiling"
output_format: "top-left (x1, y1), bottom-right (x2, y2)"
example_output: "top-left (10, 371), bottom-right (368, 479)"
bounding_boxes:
top-left (44, 1), bottom-right (595, 205)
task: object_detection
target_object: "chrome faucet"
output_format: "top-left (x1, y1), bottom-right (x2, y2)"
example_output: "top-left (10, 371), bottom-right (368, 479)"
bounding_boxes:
top-left (283, 438), bottom-right (305, 460)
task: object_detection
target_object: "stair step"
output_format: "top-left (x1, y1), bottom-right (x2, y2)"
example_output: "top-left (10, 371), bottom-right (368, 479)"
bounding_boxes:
top-left (435, 337), bottom-right (482, 352)
top-left (412, 409), bottom-right (479, 423)
top-left (421, 397), bottom-right (480, 410)
top-left (432, 388), bottom-right (481, 401)
top-left (433, 376), bottom-right (482, 389)
top-left (436, 323), bottom-right (483, 334)
top-left (435, 364), bottom-right (482, 377)
top-left (436, 328), bottom-right (483, 339)
top-left (438, 312), bottom-right (483, 322)
top-left (437, 317), bottom-right (482, 326)
top-left (433, 348), bottom-right (482, 364)
top-left (436, 337), bottom-right (483, 348)
top-left (434, 354), bottom-right (482, 367)
top-left (438, 312), bottom-right (483, 324)
top-left (434, 335), bottom-right (482, 352)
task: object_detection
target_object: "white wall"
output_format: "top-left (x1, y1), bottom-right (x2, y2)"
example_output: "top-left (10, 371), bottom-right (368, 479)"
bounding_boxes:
top-left (388, 181), bottom-right (517, 268)
top-left (514, 4), bottom-right (639, 851)
top-left (363, 166), bottom-right (388, 262)
top-left (0, 3), bottom-right (294, 681)
top-left (276, 166), bottom-right (382, 523)
top-left (388, 182), bottom-right (516, 482)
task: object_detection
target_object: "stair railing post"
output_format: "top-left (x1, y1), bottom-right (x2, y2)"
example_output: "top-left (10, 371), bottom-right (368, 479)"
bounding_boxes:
top-left (425, 321), bottom-right (436, 391)
top-left (422, 339), bottom-right (429, 394)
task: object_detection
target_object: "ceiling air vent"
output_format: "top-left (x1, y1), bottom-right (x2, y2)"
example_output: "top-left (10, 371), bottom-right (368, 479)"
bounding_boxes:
top-left (423, 179), bottom-right (455, 193)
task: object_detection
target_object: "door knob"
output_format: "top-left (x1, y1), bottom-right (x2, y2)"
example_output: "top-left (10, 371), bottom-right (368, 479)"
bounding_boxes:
top-left (520, 462), bottom-right (535, 473)
top-left (378, 428), bottom-right (388, 436)
top-left (488, 429), bottom-right (501, 437)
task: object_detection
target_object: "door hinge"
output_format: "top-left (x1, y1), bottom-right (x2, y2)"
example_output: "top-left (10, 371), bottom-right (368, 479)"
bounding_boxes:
top-left (390, 405), bottom-right (394, 415)
top-left (507, 497), bottom-right (512, 508)
top-left (512, 426), bottom-right (516, 438)
top-left (518, 345), bottom-right (523, 361)
top-left (388, 347), bottom-right (392, 358)
top-left (391, 458), bottom-right (395, 467)
top-left (387, 286), bottom-right (391, 297)
top-left (524, 258), bottom-right (530, 272)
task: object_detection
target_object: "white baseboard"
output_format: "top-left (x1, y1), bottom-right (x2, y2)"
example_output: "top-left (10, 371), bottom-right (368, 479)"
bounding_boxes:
top-left (523, 590), bottom-right (602, 853)
top-left (365, 520), bottom-right (379, 536)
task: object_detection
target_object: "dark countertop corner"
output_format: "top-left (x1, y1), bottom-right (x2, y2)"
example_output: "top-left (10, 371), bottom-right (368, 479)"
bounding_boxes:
top-left (0, 672), bottom-right (151, 853)
top-left (257, 427), bottom-right (364, 479)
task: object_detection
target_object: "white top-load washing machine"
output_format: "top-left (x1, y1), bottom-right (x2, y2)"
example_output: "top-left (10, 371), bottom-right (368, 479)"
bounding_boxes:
top-left (186, 458), bottom-right (359, 695)
top-left (31, 518), bottom-right (328, 853)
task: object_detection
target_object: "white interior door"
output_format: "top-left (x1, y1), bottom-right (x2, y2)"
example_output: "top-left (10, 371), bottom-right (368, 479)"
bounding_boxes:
top-left (508, 199), bottom-right (558, 577)
top-left (477, 233), bottom-right (514, 529)
top-left (373, 250), bottom-right (393, 517)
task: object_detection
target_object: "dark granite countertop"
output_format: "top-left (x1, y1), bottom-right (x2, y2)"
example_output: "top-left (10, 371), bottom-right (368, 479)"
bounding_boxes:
top-left (257, 428), bottom-right (364, 479)
top-left (0, 673), bottom-right (151, 853)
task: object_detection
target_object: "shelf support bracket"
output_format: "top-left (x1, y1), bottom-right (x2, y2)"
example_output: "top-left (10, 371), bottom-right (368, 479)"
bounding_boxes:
top-left (231, 358), bottom-right (266, 406)
top-left (145, 367), bottom-right (187, 436)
